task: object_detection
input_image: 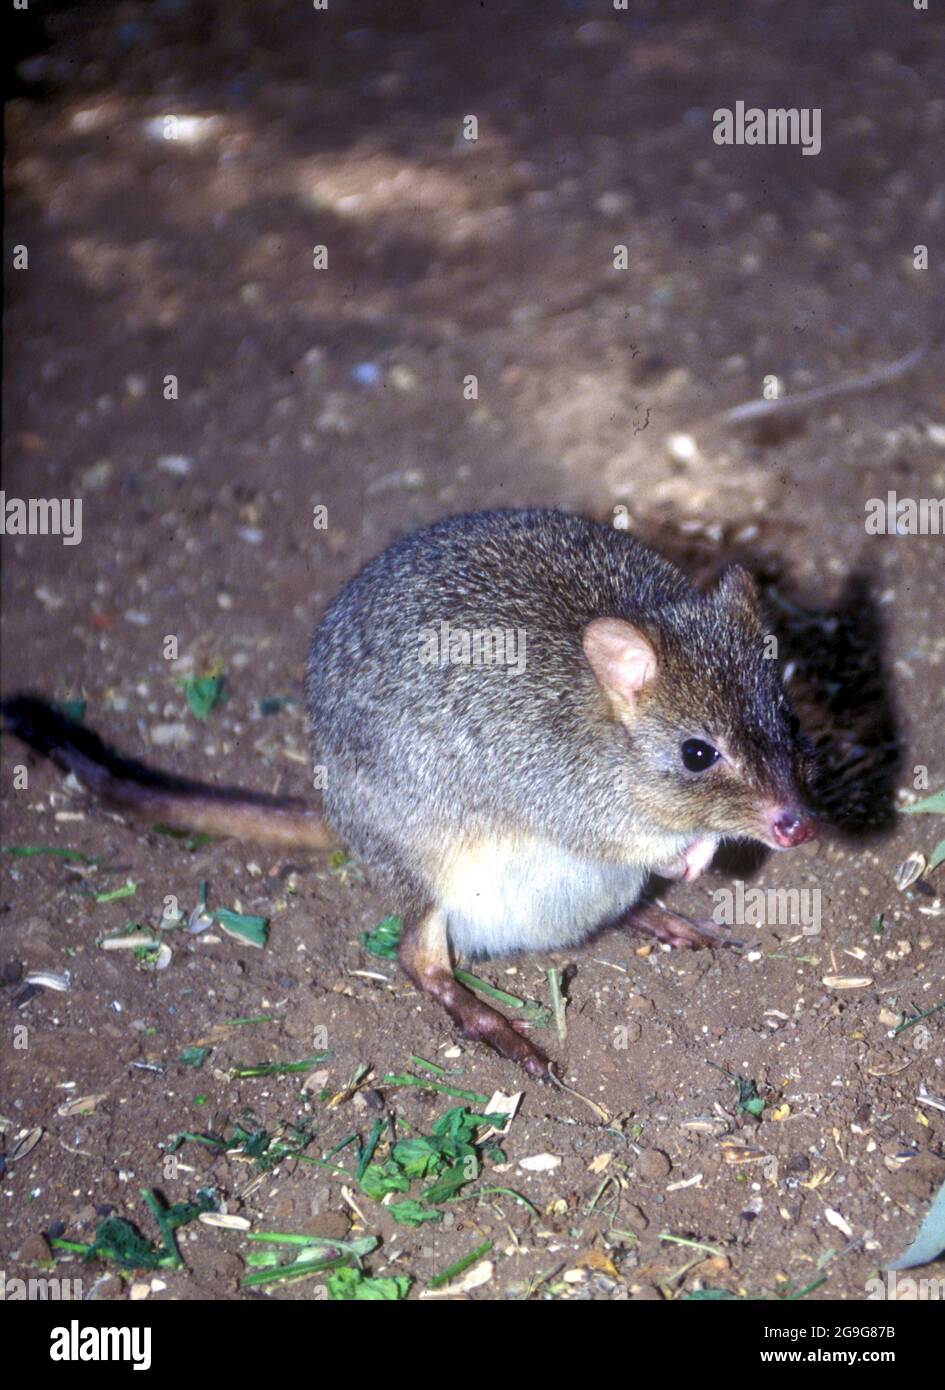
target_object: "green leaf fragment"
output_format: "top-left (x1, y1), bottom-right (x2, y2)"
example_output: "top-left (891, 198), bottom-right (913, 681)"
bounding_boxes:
top-left (3, 845), bottom-right (99, 862)
top-left (422, 1162), bottom-right (473, 1205)
top-left (360, 1163), bottom-right (411, 1201)
top-left (430, 1239), bottom-right (493, 1289)
top-left (212, 908), bottom-right (269, 947)
top-left (178, 1046), bottom-right (211, 1068)
top-left (152, 823), bottom-right (214, 850)
top-left (327, 1267), bottom-right (411, 1300)
top-left (229, 1054), bottom-right (332, 1077)
top-left (51, 1187), bottom-right (216, 1273)
top-left (360, 914), bottom-right (403, 958)
top-left (387, 1199), bottom-right (444, 1227)
top-left (902, 789), bottom-right (945, 815)
top-left (180, 673), bottom-right (225, 721)
top-left (94, 881), bottom-right (138, 903)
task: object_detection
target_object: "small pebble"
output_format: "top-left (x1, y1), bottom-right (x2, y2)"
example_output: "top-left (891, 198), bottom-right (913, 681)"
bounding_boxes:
top-left (637, 1149), bottom-right (672, 1181)
top-left (666, 432), bottom-right (697, 463)
top-left (81, 459), bottom-right (113, 490)
top-left (389, 364), bottom-right (416, 391)
top-left (352, 362), bottom-right (382, 387)
top-left (157, 454), bottom-right (192, 475)
top-left (623, 1202), bottom-right (649, 1233)
top-left (150, 722), bottom-right (192, 748)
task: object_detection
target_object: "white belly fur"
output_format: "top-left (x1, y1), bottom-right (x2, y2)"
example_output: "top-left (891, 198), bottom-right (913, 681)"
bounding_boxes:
top-left (438, 834), bottom-right (651, 957)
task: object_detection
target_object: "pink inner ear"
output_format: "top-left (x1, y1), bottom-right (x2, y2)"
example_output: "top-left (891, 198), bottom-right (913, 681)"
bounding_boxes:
top-left (582, 617), bottom-right (658, 704)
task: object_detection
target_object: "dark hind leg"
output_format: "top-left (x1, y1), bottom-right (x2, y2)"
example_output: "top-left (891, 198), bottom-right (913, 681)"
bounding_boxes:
top-left (625, 898), bottom-right (741, 949)
top-left (399, 904), bottom-right (552, 1080)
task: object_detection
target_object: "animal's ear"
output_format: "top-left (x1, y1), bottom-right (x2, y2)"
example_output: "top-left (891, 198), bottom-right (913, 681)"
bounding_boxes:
top-left (713, 564), bottom-right (762, 621)
top-left (583, 617), bottom-right (658, 713)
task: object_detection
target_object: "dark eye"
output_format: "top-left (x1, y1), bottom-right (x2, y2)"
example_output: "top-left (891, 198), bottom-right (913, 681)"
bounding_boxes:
top-left (681, 738), bottom-right (721, 773)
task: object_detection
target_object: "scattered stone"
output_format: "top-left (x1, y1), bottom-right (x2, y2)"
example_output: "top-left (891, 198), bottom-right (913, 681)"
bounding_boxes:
top-left (519, 1153), bottom-right (562, 1173)
top-left (666, 432), bottom-right (698, 463)
top-left (157, 454), bottom-right (192, 475)
top-left (352, 362), bottom-right (382, 387)
top-left (150, 723), bottom-right (192, 748)
top-left (622, 1203), bottom-right (650, 1234)
top-left (637, 1149), bottom-right (672, 1181)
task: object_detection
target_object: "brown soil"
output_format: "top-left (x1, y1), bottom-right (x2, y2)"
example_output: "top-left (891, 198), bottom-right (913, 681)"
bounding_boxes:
top-left (2, 0), bottom-right (943, 1303)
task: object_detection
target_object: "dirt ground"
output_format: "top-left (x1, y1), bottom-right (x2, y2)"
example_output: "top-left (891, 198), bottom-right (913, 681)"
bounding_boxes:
top-left (2, 0), bottom-right (944, 1303)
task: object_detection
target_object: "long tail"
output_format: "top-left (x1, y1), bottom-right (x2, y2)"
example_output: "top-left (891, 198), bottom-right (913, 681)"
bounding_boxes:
top-left (1, 695), bottom-right (339, 850)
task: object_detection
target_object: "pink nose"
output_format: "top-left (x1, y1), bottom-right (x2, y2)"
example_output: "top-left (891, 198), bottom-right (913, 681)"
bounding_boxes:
top-left (771, 810), bottom-right (816, 848)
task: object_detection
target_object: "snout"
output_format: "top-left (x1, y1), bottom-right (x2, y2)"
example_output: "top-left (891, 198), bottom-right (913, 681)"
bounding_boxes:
top-left (766, 807), bottom-right (816, 848)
